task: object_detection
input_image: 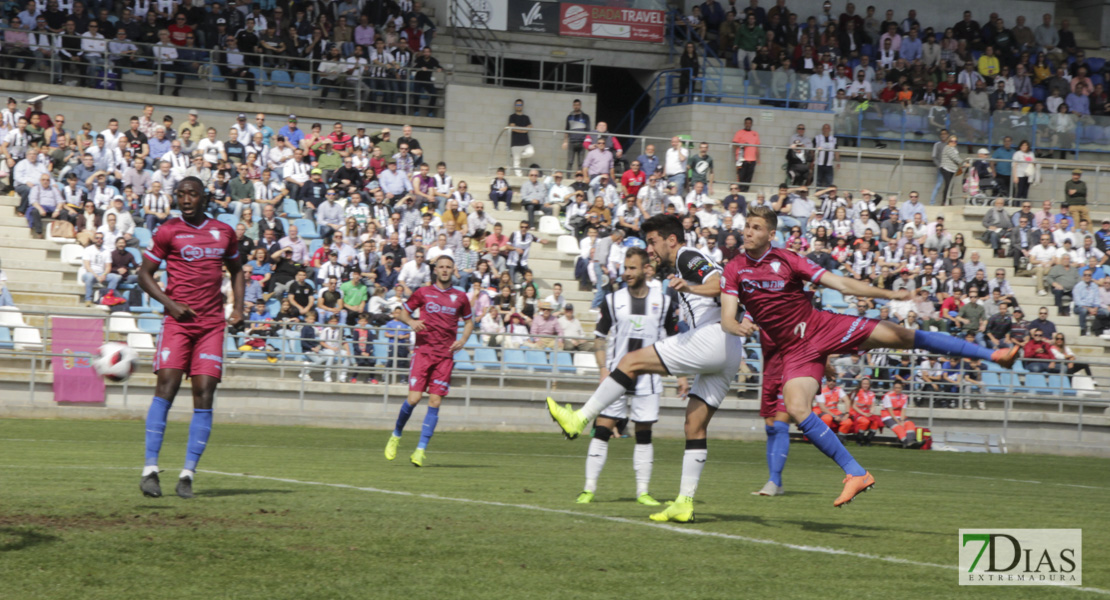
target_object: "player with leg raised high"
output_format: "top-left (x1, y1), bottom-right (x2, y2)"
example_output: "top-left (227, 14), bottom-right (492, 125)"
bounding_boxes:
top-left (384, 255), bottom-right (474, 467)
top-left (575, 248), bottom-right (685, 507)
top-left (720, 206), bottom-right (1019, 507)
top-left (138, 176), bottom-right (244, 499)
top-left (547, 214), bottom-right (747, 523)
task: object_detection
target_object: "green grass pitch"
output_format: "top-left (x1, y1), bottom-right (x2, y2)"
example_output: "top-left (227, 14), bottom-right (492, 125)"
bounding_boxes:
top-left (0, 418), bottom-right (1107, 599)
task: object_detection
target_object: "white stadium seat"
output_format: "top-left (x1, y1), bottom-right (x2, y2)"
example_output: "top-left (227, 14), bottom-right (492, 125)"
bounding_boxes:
top-left (13, 327), bottom-right (42, 350)
top-left (538, 216), bottom-right (565, 236)
top-left (108, 312), bottom-right (143, 334)
top-left (0, 307), bottom-right (25, 328)
top-left (557, 235), bottom-right (580, 256)
top-left (573, 352), bottom-right (598, 376)
top-left (61, 244), bottom-right (85, 266)
top-left (127, 332), bottom-right (155, 351)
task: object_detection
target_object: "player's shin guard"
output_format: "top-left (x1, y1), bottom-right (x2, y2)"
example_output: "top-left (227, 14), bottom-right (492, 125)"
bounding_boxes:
top-left (144, 396), bottom-right (171, 470)
top-left (798, 413), bottom-right (866, 477)
top-left (913, 330), bottom-right (994, 361)
top-left (394, 401), bottom-right (415, 437)
top-left (183, 408), bottom-right (213, 472)
top-left (633, 429), bottom-right (653, 497)
top-left (585, 426), bottom-right (612, 493)
top-left (579, 370), bottom-right (635, 422)
top-left (769, 421), bottom-right (790, 487)
top-left (764, 424), bottom-right (775, 478)
top-left (416, 406), bottom-right (439, 450)
top-left (679, 438), bottom-right (708, 499)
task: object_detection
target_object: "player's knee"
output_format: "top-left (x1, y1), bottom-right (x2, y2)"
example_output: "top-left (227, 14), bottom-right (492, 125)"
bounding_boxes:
top-left (193, 391), bottom-right (214, 409)
top-left (635, 429), bottom-right (652, 445)
top-left (593, 425), bottom-right (613, 442)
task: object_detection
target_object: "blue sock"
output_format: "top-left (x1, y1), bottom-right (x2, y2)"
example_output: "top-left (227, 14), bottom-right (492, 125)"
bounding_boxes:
top-left (144, 396), bottom-right (171, 467)
top-left (417, 406), bottom-right (439, 450)
top-left (769, 421), bottom-right (791, 486)
top-left (914, 330), bottom-right (994, 361)
top-left (764, 424), bottom-right (776, 480)
top-left (183, 409), bottom-right (213, 472)
top-left (394, 402), bottom-right (415, 437)
top-left (799, 413), bottom-right (866, 477)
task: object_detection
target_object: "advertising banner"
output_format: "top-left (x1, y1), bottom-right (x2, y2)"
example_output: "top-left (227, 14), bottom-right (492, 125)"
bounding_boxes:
top-left (558, 3), bottom-right (665, 43)
top-left (453, 0), bottom-right (509, 31)
top-left (51, 317), bottom-right (106, 403)
top-left (508, 0), bottom-right (560, 33)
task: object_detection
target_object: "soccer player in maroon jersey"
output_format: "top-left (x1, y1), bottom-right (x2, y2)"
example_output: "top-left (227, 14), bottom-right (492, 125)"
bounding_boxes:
top-left (721, 206), bottom-right (1018, 506)
top-left (137, 177), bottom-right (244, 499)
top-left (384, 255), bottom-right (474, 467)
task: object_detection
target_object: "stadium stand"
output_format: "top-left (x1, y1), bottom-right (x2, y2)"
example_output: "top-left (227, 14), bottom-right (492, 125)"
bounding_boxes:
top-left (0, 0), bottom-right (1108, 454)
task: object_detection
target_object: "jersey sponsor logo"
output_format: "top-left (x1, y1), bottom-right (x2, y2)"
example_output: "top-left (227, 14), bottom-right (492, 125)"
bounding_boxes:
top-left (629, 316), bottom-right (644, 330)
top-left (839, 316), bottom-right (865, 343)
top-left (433, 378), bottom-right (450, 388)
top-left (180, 245), bottom-right (226, 261)
top-left (424, 302), bottom-right (457, 316)
top-left (175, 234), bottom-right (196, 239)
top-left (741, 279), bottom-right (786, 293)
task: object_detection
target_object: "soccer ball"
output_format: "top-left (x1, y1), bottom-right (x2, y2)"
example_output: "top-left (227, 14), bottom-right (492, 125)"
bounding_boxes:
top-left (94, 342), bottom-right (137, 382)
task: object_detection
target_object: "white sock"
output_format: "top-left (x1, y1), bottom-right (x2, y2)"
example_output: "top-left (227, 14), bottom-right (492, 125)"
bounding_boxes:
top-left (679, 449), bottom-right (707, 499)
top-left (179, 469), bottom-right (195, 481)
top-left (579, 377), bottom-right (629, 421)
top-left (142, 465), bottom-right (159, 476)
top-left (634, 443), bottom-right (653, 497)
top-left (584, 438), bottom-right (608, 493)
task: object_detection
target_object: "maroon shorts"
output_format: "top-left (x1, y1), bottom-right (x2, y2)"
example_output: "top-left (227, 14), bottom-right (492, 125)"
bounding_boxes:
top-left (759, 346), bottom-right (786, 418)
top-left (409, 351), bottom-right (454, 397)
top-left (153, 318), bottom-right (226, 380)
top-left (780, 312), bottom-right (879, 383)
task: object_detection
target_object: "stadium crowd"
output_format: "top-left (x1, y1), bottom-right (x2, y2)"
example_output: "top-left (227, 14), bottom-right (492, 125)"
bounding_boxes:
top-left (677, 2), bottom-right (1110, 157)
top-left (0, 0), bottom-right (443, 114)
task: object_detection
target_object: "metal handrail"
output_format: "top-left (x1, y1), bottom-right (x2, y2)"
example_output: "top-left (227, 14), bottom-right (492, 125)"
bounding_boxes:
top-left (489, 125), bottom-right (906, 196)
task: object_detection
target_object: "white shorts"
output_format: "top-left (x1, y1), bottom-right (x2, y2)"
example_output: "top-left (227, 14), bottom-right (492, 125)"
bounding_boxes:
top-left (600, 393), bottom-right (660, 424)
top-left (653, 322), bottom-right (746, 409)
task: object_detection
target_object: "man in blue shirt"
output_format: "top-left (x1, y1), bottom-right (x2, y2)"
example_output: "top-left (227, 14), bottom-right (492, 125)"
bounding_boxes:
top-left (383, 306), bottom-right (411, 370)
top-left (377, 160), bottom-right (413, 204)
top-left (255, 113), bottom-right (275, 146)
top-left (900, 28), bottom-right (922, 62)
top-left (375, 253), bottom-right (400, 290)
top-left (1073, 269), bottom-right (1106, 333)
top-left (278, 115), bottom-right (304, 148)
top-left (636, 145), bottom-right (659, 176)
top-left (991, 136), bottom-right (1015, 197)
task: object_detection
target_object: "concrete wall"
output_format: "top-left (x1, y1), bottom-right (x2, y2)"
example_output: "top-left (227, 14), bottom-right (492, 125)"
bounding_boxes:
top-left (1072, 0), bottom-right (1110, 47)
top-left (443, 82), bottom-right (597, 175)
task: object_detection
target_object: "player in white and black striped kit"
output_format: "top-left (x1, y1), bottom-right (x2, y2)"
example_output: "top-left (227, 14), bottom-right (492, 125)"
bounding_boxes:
top-left (577, 247), bottom-right (683, 507)
top-left (547, 215), bottom-right (746, 522)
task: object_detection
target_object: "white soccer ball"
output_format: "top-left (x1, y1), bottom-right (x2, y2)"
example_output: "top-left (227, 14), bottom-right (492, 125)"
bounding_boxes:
top-left (94, 342), bottom-right (137, 382)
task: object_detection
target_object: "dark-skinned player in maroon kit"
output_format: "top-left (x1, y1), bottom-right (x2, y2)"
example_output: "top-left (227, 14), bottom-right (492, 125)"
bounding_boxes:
top-left (137, 176), bottom-right (244, 499)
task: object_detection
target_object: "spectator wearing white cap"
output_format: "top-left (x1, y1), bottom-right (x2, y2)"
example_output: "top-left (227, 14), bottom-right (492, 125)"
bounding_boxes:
top-left (694, 196), bottom-right (721, 232)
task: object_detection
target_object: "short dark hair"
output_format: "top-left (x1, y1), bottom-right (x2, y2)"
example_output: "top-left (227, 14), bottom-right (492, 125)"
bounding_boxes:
top-left (642, 214), bottom-right (684, 245)
top-left (625, 247), bottom-right (650, 264)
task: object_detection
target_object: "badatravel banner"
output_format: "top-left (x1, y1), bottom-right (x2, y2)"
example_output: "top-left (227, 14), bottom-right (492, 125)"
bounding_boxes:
top-left (508, 0), bottom-right (560, 33)
top-left (51, 317), bottom-right (106, 403)
top-left (558, 3), bottom-right (665, 43)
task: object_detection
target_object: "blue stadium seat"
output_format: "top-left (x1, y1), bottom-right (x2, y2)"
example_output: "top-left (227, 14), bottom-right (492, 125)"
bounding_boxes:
top-left (504, 349), bottom-right (530, 370)
top-left (373, 340), bottom-right (391, 368)
top-left (0, 326), bottom-right (12, 349)
top-left (526, 350), bottom-right (551, 373)
top-left (1024, 372), bottom-right (1051, 394)
top-left (823, 289), bottom-right (848, 309)
top-left (282, 197), bottom-right (302, 218)
top-left (1047, 374), bottom-right (1077, 396)
top-left (133, 227), bottom-right (153, 248)
top-left (864, 309), bottom-right (880, 319)
top-left (475, 347), bottom-right (500, 370)
top-left (278, 217), bottom-right (290, 232)
top-left (265, 298), bottom-right (280, 315)
top-left (281, 336), bottom-right (305, 363)
top-left (224, 335), bottom-right (241, 359)
top-left (270, 69), bottom-right (294, 88)
top-left (250, 68), bottom-right (270, 86)
top-left (982, 371), bottom-right (1007, 393)
top-left (149, 297), bottom-right (164, 313)
top-left (453, 349), bottom-right (476, 371)
top-left (126, 247), bottom-right (143, 265)
top-left (294, 218), bottom-right (319, 239)
top-left (217, 214), bottom-right (238, 227)
top-left (293, 71), bottom-right (316, 90)
top-left (137, 316), bottom-right (162, 335)
top-left (1088, 57), bottom-right (1106, 72)
top-left (464, 334), bottom-right (480, 348)
top-left (555, 352), bottom-right (576, 374)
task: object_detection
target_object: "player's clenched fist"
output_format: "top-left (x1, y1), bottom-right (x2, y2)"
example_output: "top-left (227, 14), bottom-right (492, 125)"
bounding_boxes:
top-left (167, 301), bottom-right (196, 321)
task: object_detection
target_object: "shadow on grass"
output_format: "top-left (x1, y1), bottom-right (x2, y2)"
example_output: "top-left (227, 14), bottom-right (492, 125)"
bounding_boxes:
top-left (0, 527), bottom-right (60, 552)
top-left (426, 464), bottom-right (496, 469)
top-left (777, 519), bottom-right (945, 538)
top-left (197, 488), bottom-right (295, 498)
top-left (691, 513), bottom-right (772, 526)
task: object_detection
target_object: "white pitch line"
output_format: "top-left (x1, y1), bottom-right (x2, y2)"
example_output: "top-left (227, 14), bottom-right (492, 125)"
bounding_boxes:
top-left (3, 463), bottom-right (1108, 595)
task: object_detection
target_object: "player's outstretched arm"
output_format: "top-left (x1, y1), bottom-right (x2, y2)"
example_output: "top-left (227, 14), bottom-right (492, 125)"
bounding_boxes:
top-left (225, 257), bottom-right (245, 327)
top-left (670, 272), bottom-right (722, 298)
top-left (820, 271), bottom-right (911, 302)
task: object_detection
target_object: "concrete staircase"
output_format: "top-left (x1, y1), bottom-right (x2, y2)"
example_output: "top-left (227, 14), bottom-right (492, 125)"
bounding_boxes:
top-left (1056, 1), bottom-right (1108, 53)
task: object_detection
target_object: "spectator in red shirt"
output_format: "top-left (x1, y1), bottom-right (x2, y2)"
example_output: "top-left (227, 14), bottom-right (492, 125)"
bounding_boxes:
top-left (168, 14), bottom-right (193, 46)
top-left (1023, 328), bottom-right (1057, 373)
top-left (937, 72), bottom-right (963, 106)
top-left (326, 121), bottom-right (353, 156)
top-left (401, 16), bottom-right (426, 53)
top-left (939, 288), bottom-right (965, 329)
top-left (620, 160), bottom-right (646, 197)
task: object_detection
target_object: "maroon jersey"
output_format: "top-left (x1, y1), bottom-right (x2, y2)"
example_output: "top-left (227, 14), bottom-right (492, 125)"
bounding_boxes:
top-left (403, 283), bottom-right (473, 358)
top-left (721, 247), bottom-right (827, 351)
top-left (145, 217), bottom-right (239, 323)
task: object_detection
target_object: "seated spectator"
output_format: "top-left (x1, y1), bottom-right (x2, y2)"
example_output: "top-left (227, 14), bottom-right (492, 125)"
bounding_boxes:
top-left (1022, 327), bottom-right (1057, 373)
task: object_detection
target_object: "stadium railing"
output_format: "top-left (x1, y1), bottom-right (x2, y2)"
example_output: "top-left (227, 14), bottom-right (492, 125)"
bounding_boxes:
top-left (27, 34), bottom-right (447, 116)
top-left (489, 125), bottom-right (907, 196)
top-left (1, 308), bottom-right (1106, 441)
